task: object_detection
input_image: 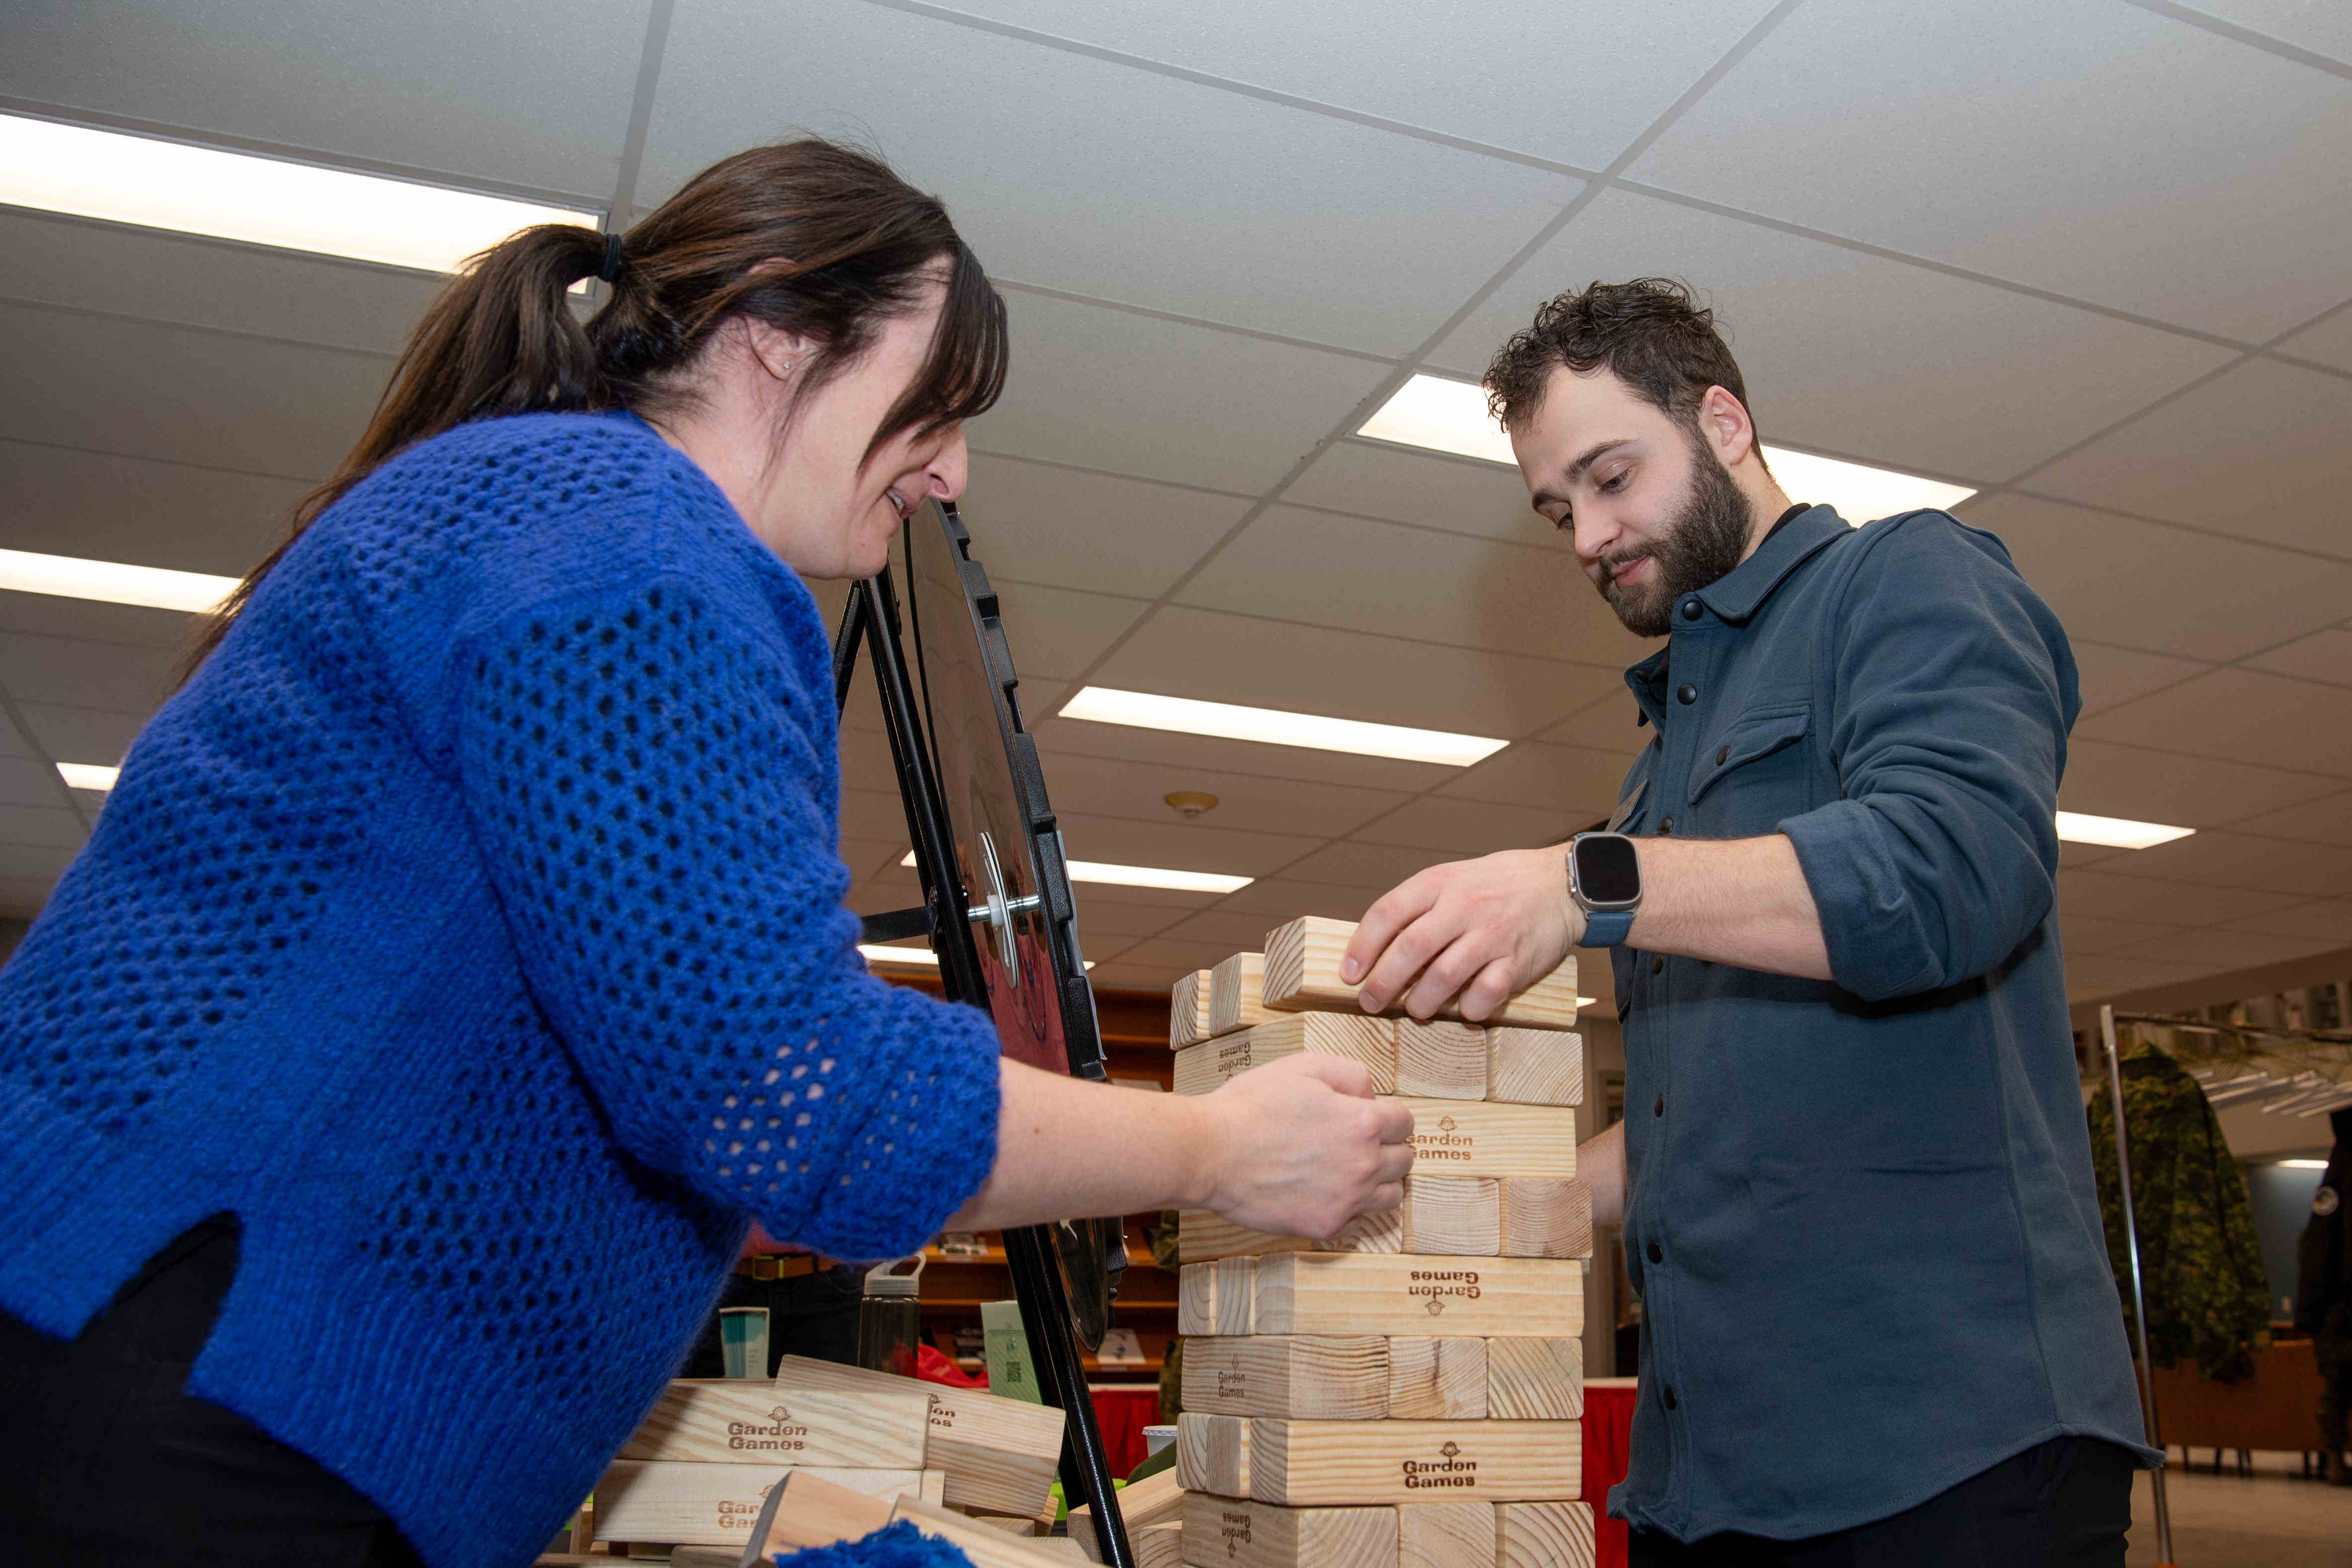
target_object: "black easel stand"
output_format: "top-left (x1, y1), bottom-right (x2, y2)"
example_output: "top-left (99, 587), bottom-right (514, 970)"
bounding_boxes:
top-left (833, 569), bottom-right (1135, 1568)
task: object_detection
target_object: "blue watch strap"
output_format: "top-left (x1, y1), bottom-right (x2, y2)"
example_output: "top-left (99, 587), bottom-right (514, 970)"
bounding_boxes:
top-left (1580, 909), bottom-right (1636, 948)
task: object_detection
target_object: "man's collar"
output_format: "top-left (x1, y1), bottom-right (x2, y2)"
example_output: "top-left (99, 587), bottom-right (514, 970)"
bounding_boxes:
top-left (1693, 503), bottom-right (1847, 624)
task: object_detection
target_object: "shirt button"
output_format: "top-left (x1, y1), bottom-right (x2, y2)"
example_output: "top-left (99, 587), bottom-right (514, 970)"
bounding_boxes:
top-left (1657, 817), bottom-right (1673, 834)
top-left (1651, 956), bottom-right (1663, 976)
top-left (1676, 683), bottom-right (1697, 704)
top-left (1715, 745), bottom-right (1730, 766)
top-left (1662, 1386), bottom-right (1679, 1411)
top-left (1682, 599), bottom-right (1702, 621)
top-left (1647, 1240), bottom-right (1663, 1264)
top-left (1654, 1095), bottom-right (1664, 1118)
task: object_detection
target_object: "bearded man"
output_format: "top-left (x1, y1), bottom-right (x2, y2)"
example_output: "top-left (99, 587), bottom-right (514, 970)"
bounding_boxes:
top-left (1341, 280), bottom-right (2152, 1566)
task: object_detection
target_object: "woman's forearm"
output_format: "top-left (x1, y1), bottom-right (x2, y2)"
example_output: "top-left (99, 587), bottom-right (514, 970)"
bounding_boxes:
top-left (944, 1059), bottom-right (1217, 1230)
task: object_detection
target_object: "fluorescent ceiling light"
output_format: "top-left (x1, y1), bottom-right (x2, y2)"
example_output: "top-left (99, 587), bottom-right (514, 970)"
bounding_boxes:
top-left (58, 763), bottom-right (120, 791)
top-left (2278, 1158), bottom-right (2329, 1169)
top-left (859, 944), bottom-right (939, 967)
top-left (898, 849), bottom-right (1251, 895)
top-left (1355, 373), bottom-right (1975, 523)
top-left (2055, 811), bottom-right (2194, 850)
top-left (0, 548), bottom-right (240, 613)
top-left (1060, 686), bottom-right (1507, 769)
top-left (0, 113), bottom-right (599, 273)
top-left (1577, 997), bottom-right (1597, 1009)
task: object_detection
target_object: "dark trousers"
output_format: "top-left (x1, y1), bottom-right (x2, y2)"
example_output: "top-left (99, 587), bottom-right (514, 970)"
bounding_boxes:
top-left (1630, 1438), bottom-right (2135, 1568)
top-left (678, 1259), bottom-right (865, 1378)
top-left (0, 1217), bottom-right (423, 1567)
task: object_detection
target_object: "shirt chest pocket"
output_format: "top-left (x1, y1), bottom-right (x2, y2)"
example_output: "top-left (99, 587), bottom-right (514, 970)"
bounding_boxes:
top-left (1685, 701), bottom-right (1814, 834)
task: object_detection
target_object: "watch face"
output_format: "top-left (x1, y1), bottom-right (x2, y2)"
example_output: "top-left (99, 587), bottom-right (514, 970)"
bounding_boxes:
top-left (1575, 834), bottom-right (1643, 905)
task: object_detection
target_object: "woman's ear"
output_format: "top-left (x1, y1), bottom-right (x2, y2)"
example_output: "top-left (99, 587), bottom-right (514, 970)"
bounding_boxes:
top-left (742, 318), bottom-right (809, 385)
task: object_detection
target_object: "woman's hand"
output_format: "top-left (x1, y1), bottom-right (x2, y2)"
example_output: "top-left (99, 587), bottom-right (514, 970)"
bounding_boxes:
top-left (1193, 1054), bottom-right (1416, 1239)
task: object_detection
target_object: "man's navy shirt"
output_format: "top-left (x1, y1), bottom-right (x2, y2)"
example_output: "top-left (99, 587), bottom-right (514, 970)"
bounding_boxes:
top-left (1604, 504), bottom-right (2152, 1542)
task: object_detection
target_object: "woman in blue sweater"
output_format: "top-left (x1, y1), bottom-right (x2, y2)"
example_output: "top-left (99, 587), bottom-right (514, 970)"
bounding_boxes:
top-left (0, 140), bottom-right (1412, 1568)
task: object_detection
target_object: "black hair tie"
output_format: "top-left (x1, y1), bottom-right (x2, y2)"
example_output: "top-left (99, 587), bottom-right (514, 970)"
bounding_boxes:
top-left (598, 231), bottom-right (626, 285)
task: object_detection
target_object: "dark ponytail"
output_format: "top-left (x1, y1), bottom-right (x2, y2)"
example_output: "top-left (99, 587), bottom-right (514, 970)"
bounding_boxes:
top-left (184, 139), bottom-right (1006, 677)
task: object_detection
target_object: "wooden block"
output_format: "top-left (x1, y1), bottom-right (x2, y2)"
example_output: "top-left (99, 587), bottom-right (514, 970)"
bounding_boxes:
top-left (968, 1513), bottom-right (1045, 1534)
top-left (1385, 1337), bottom-right (1487, 1420)
top-left (1483, 1338), bottom-right (1583, 1421)
top-left (1261, 918), bottom-right (1579, 1031)
top-left (1484, 1029), bottom-right (1583, 1106)
top-left (1494, 1502), bottom-right (1594, 1568)
top-left (1394, 1021), bottom-right (1485, 1101)
top-left (1178, 1204), bottom-right (1403, 1264)
top-left (754, 1469), bottom-right (893, 1554)
top-left (1394, 1502), bottom-right (1494, 1568)
top-left (1213, 1255), bottom-right (1257, 1337)
top-left (1172, 970), bottom-right (1215, 1048)
top-left (1252, 1254), bottom-right (1582, 1338)
top-left (1401, 1176), bottom-right (1500, 1256)
top-left (1133, 1521), bottom-right (1187, 1568)
top-left (1209, 952), bottom-right (1271, 1039)
top-left (615, 1377), bottom-right (931, 1467)
top-left (1068, 1470), bottom-right (1185, 1562)
top-left (1248, 1420), bottom-right (1580, 1506)
top-left (892, 1497), bottom-right (1095, 1568)
top-left (1178, 1412), bottom-right (1252, 1498)
top-left (1182, 1335), bottom-right (1390, 1419)
top-left (1173, 1014), bottom-right (1397, 1097)
top-left (1180, 1262), bottom-right (1219, 1336)
top-left (1395, 1100), bottom-right (1574, 1180)
top-left (1180, 1493), bottom-right (1398, 1568)
top-left (594, 1462), bottom-right (930, 1547)
top-left (1498, 1179), bottom-right (1591, 1261)
top-left (770, 1356), bottom-right (1064, 1519)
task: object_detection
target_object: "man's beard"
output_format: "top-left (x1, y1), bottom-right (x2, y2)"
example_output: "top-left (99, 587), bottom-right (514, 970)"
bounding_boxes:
top-left (1596, 434), bottom-right (1755, 638)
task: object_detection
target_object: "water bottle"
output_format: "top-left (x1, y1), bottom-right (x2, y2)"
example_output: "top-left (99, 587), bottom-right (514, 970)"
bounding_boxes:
top-left (856, 1256), bottom-right (925, 1377)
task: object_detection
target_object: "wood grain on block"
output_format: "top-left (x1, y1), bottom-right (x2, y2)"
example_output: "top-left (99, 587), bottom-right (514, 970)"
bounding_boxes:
top-left (1133, 1521), bottom-right (1187, 1568)
top-left (1177, 1205), bottom-right (1403, 1265)
top-left (1261, 918), bottom-right (1579, 1031)
top-left (1247, 1420), bottom-right (1580, 1507)
top-left (1252, 1254), bottom-right (1583, 1338)
top-left (1394, 1502), bottom-right (1494, 1568)
top-left (1180, 1262), bottom-right (1218, 1336)
top-left (1484, 1029), bottom-right (1583, 1107)
top-left (1180, 1493), bottom-right (1399, 1568)
top-left (615, 1377), bottom-right (931, 1467)
top-left (1401, 1176), bottom-right (1499, 1257)
top-left (1483, 1338), bottom-right (1584, 1421)
top-left (1385, 1337), bottom-right (1487, 1420)
top-left (1174, 1014), bottom-right (1397, 1098)
top-left (1178, 1412), bottom-right (1252, 1498)
top-left (1499, 1179), bottom-right (1592, 1261)
top-left (769, 1356), bottom-right (1064, 1519)
top-left (1182, 1335), bottom-right (1389, 1419)
top-left (1213, 1255), bottom-right (1256, 1337)
top-left (594, 1461), bottom-right (930, 1546)
top-left (1069, 1465), bottom-right (1186, 1562)
top-left (1395, 1099), bottom-right (1574, 1180)
top-left (1209, 952), bottom-right (1270, 1039)
top-left (892, 1497), bottom-right (1093, 1568)
top-left (1495, 1501), bottom-right (1595, 1568)
top-left (1394, 1021), bottom-right (1485, 1101)
top-left (756, 1469), bottom-right (893, 1554)
top-left (1172, 970), bottom-right (1215, 1048)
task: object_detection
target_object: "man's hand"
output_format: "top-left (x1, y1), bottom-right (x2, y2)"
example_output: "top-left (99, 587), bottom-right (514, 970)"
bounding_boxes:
top-left (1341, 847), bottom-right (1586, 1022)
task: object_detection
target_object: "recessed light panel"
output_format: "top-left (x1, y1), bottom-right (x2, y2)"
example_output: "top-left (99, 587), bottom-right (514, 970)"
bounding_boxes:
top-left (1355, 373), bottom-right (1976, 523)
top-left (0, 113), bottom-right (599, 273)
top-left (0, 548), bottom-right (240, 613)
top-left (2055, 811), bottom-right (2194, 850)
top-left (896, 849), bottom-right (1250, 895)
top-left (57, 763), bottom-right (121, 791)
top-left (858, 944), bottom-right (940, 967)
top-left (1060, 686), bottom-right (1506, 769)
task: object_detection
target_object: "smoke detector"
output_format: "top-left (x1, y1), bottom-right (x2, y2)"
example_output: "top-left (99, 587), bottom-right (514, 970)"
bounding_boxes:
top-left (1164, 791), bottom-right (1220, 820)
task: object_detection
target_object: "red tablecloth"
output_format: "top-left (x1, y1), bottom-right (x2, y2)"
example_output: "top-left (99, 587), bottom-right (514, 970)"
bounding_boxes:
top-left (1584, 1378), bottom-right (1637, 1568)
top-left (1089, 1385), bottom-right (1162, 1479)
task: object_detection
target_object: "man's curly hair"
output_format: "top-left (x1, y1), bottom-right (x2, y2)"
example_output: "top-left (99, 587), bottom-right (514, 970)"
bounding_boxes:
top-left (1483, 277), bottom-right (1756, 442)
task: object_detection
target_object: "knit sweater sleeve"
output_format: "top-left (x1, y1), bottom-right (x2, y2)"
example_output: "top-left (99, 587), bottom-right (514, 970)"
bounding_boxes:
top-left (449, 566), bottom-right (1002, 1260)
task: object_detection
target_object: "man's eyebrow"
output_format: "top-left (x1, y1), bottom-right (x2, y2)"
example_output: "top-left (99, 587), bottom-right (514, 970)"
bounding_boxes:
top-left (1528, 438), bottom-right (1634, 516)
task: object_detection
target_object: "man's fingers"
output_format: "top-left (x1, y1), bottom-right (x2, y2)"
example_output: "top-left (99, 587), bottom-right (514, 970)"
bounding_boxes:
top-left (1456, 954), bottom-right (1519, 1025)
top-left (1402, 932), bottom-right (1493, 1022)
top-left (1358, 911), bottom-right (1458, 1014)
top-left (1343, 876), bottom-right (1439, 988)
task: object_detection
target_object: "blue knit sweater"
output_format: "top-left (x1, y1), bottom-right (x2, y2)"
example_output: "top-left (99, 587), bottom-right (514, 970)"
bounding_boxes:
top-left (0, 412), bottom-right (1004, 1568)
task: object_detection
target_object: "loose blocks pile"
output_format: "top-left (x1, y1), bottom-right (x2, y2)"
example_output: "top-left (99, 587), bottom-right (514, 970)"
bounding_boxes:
top-left (1170, 918), bottom-right (1595, 1568)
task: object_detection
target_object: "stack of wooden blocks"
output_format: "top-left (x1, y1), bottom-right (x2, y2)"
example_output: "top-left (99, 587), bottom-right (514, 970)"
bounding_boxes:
top-left (1168, 917), bottom-right (1595, 1568)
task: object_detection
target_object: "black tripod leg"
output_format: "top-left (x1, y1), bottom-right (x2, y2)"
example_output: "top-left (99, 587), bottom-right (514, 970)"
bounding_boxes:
top-left (1004, 1225), bottom-right (1132, 1568)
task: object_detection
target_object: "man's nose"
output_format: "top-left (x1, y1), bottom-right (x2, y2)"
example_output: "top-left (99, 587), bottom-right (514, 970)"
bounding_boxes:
top-left (1572, 507), bottom-right (1621, 566)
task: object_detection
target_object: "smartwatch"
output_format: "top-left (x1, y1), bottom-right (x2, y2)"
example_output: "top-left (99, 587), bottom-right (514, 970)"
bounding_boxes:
top-left (1568, 831), bottom-right (1644, 948)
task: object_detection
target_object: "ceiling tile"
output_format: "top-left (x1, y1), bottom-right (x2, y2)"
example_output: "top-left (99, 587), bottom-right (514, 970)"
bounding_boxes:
top-left (2061, 912), bottom-right (2195, 956)
top-left (0, 301), bottom-right (385, 480)
top-left (1092, 606), bottom-right (1615, 738)
top-left (1537, 692), bottom-right (1654, 756)
top-left (2064, 954), bottom-right (2209, 1002)
top-left (2223, 898), bottom-right (2352, 944)
top-left (1027, 751), bottom-right (1410, 841)
top-left (0, 875), bottom-right (57, 920)
top-left (1032, 709), bottom-right (1458, 795)
top-left (2074, 669), bottom-right (2352, 777)
top-left (1434, 742), bottom-right (1629, 819)
top-left (16, 704), bottom-right (145, 768)
top-left (2058, 867), bottom-right (2305, 926)
top-left (1092, 961), bottom-right (1191, 992)
top-left (1427, 186), bottom-right (2234, 480)
top-left (2090, 829), bottom-right (2352, 899)
top-left (1353, 796), bottom-right (1582, 856)
top-left (642, 3), bottom-right (1583, 355)
top-left (1052, 810), bottom-right (1323, 879)
top-left (0, 439), bottom-right (304, 579)
top-left (1957, 492), bottom-right (2352, 662)
top-left (1287, 440), bottom-right (1556, 545)
top-left (1208, 879), bottom-right (1393, 924)
top-left (932, 0), bottom-right (1779, 171)
top-left (838, 788), bottom-right (909, 846)
top-left (989, 581), bottom-right (1150, 682)
top-left (838, 838), bottom-right (909, 883)
top-left (0, 0), bottom-right (646, 196)
top-left (2104, 926), bottom-right (2341, 973)
top-left (2022, 358), bottom-right (2352, 559)
top-left (0, 758), bottom-right (68, 809)
top-left (958, 454), bottom-right (1252, 599)
top-left (2061, 736), bottom-right (2344, 828)
top-left (1279, 840), bottom-right (1456, 890)
top-left (2180, 0), bottom-right (2352, 65)
top-left (2273, 304), bottom-right (2352, 375)
top-left (2241, 627), bottom-right (2352, 688)
top-left (1071, 898), bottom-right (1199, 942)
top-left (0, 633), bottom-right (179, 716)
top-left (1150, 908), bottom-right (1294, 953)
top-left (1624, 0), bottom-right (2352, 341)
top-left (2057, 842), bottom-right (2131, 872)
top-left (1102, 937), bottom-right (1254, 975)
top-left (1177, 505), bottom-right (1635, 666)
top-left (0, 805), bottom-right (87, 851)
top-left (2069, 642), bottom-right (2210, 718)
top-left (2238, 788), bottom-right (2352, 850)
top-left (0, 841), bottom-right (78, 882)
top-left (959, 290), bottom-right (1384, 492)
